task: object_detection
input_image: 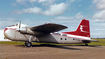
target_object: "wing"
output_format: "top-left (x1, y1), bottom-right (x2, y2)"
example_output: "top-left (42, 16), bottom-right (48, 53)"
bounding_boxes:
top-left (30, 23), bottom-right (68, 34)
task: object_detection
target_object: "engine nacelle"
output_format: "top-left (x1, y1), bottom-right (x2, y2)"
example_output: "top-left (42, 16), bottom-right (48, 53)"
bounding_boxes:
top-left (19, 27), bottom-right (43, 35)
top-left (19, 27), bottom-right (27, 34)
top-left (19, 27), bottom-right (33, 34)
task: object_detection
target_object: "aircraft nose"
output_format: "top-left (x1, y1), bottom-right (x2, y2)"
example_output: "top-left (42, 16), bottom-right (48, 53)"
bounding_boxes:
top-left (4, 28), bottom-right (9, 39)
top-left (4, 28), bottom-right (8, 33)
top-left (4, 28), bottom-right (16, 40)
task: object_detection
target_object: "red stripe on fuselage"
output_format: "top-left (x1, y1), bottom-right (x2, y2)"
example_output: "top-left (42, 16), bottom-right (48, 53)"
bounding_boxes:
top-left (4, 28), bottom-right (8, 34)
top-left (8, 28), bottom-right (16, 30)
top-left (4, 28), bottom-right (16, 34)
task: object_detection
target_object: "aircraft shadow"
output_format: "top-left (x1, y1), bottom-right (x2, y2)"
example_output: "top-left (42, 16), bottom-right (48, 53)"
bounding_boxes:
top-left (15, 44), bottom-right (102, 50)
top-left (15, 44), bottom-right (82, 50)
top-left (77, 45), bottom-right (102, 47)
top-left (87, 45), bottom-right (102, 47)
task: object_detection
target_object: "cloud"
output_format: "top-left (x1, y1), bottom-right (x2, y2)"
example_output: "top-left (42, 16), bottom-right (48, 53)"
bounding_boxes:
top-left (67, 0), bottom-right (75, 3)
top-left (42, 3), bottom-right (68, 16)
top-left (11, 3), bottom-right (17, 6)
top-left (49, 12), bottom-right (84, 24)
top-left (0, 19), bottom-right (16, 29)
top-left (93, 0), bottom-right (105, 10)
top-left (92, 0), bottom-right (105, 21)
top-left (16, 0), bottom-right (54, 5)
top-left (95, 19), bottom-right (105, 22)
top-left (10, 7), bottom-right (42, 14)
top-left (75, 12), bottom-right (84, 19)
top-left (23, 7), bottom-right (42, 14)
top-left (10, 3), bottom-right (68, 16)
top-left (93, 10), bottom-right (105, 19)
top-left (90, 22), bottom-right (105, 38)
top-left (16, 0), bottom-right (37, 4)
top-left (10, 10), bottom-right (23, 14)
top-left (38, 0), bottom-right (55, 5)
top-left (38, 0), bottom-right (47, 3)
top-left (49, 16), bottom-right (75, 24)
top-left (29, 0), bottom-right (37, 3)
top-left (16, 0), bottom-right (26, 4)
top-left (11, 0), bottom-right (77, 16)
top-left (54, 16), bottom-right (74, 20)
top-left (51, 12), bottom-right (84, 20)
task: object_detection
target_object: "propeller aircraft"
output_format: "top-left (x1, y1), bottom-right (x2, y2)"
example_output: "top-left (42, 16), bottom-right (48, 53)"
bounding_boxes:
top-left (4, 19), bottom-right (97, 47)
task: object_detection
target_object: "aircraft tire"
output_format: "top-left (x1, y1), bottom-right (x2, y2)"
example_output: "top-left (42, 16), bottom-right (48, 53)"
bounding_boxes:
top-left (25, 41), bottom-right (27, 46)
top-left (25, 42), bottom-right (32, 47)
top-left (85, 43), bottom-right (88, 46)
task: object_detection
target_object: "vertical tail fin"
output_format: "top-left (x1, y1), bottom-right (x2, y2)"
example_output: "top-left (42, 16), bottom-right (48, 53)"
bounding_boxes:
top-left (62, 19), bottom-right (90, 37)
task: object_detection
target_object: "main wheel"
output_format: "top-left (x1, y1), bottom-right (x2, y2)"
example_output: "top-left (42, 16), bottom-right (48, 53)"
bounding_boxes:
top-left (25, 42), bottom-right (32, 47)
top-left (85, 43), bottom-right (88, 46)
top-left (25, 41), bottom-right (28, 46)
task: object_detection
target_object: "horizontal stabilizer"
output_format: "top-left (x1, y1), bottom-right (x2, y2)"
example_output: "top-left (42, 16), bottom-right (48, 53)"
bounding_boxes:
top-left (82, 39), bottom-right (99, 43)
top-left (91, 40), bottom-right (99, 42)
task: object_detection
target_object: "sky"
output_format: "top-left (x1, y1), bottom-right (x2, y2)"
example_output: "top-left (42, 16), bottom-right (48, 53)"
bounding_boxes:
top-left (0, 0), bottom-right (105, 38)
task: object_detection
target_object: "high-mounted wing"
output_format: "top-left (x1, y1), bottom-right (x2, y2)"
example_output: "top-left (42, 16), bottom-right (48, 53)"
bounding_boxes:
top-left (30, 23), bottom-right (68, 33)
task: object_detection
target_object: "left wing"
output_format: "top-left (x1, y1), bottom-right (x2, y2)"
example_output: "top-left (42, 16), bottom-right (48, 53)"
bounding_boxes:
top-left (30, 23), bottom-right (68, 34)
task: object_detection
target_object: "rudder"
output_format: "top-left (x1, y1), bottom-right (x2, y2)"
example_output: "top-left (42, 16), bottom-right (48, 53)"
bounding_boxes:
top-left (62, 19), bottom-right (90, 37)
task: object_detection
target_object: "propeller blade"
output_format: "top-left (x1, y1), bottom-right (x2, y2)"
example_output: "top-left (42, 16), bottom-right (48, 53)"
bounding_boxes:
top-left (19, 21), bottom-right (21, 28)
top-left (18, 21), bottom-right (21, 32)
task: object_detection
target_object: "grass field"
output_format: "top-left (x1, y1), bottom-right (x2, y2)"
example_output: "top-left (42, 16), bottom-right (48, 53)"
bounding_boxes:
top-left (88, 39), bottom-right (105, 46)
top-left (0, 39), bottom-right (105, 46)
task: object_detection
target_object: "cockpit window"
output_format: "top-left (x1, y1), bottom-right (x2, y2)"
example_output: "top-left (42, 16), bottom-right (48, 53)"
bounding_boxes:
top-left (7, 22), bottom-right (19, 27)
top-left (15, 22), bottom-right (19, 26)
top-left (53, 32), bottom-right (61, 35)
top-left (8, 25), bottom-right (15, 27)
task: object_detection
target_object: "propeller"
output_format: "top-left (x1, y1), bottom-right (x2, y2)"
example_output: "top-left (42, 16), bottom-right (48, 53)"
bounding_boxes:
top-left (18, 21), bottom-right (21, 32)
top-left (17, 21), bottom-right (21, 32)
top-left (15, 21), bottom-right (21, 42)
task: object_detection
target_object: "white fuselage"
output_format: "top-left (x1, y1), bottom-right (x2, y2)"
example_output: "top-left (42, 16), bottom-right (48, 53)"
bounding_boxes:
top-left (4, 26), bottom-right (91, 44)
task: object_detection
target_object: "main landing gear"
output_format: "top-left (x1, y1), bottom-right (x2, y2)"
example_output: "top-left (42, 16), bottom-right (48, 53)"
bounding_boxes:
top-left (25, 36), bottom-right (32, 47)
top-left (25, 41), bottom-right (32, 47)
top-left (85, 43), bottom-right (88, 46)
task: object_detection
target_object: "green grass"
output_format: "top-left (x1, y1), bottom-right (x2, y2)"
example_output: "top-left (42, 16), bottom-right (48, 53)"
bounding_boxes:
top-left (88, 39), bottom-right (105, 46)
top-left (0, 41), bottom-right (24, 45)
top-left (0, 39), bottom-right (105, 46)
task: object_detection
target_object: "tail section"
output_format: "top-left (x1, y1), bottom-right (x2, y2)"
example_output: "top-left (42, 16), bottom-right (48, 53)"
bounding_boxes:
top-left (62, 19), bottom-right (90, 37)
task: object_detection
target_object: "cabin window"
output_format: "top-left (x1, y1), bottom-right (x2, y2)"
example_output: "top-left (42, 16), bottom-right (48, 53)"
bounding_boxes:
top-left (78, 39), bottom-right (80, 41)
top-left (73, 38), bottom-right (80, 41)
top-left (65, 38), bottom-right (67, 40)
top-left (61, 38), bottom-right (62, 40)
top-left (62, 34), bottom-right (67, 36)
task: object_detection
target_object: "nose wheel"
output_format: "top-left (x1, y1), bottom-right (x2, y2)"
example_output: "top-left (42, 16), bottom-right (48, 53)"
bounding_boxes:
top-left (25, 41), bottom-right (32, 47)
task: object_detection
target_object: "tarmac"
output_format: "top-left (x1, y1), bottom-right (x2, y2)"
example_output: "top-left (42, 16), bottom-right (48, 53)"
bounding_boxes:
top-left (0, 44), bottom-right (105, 59)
